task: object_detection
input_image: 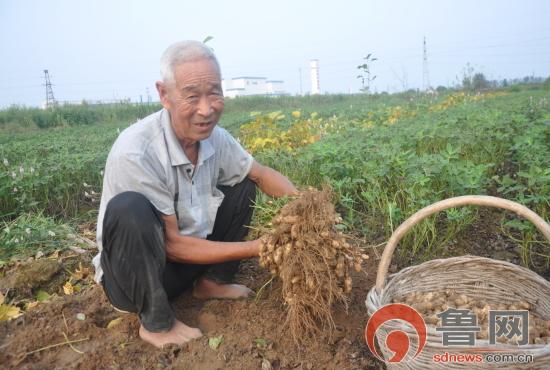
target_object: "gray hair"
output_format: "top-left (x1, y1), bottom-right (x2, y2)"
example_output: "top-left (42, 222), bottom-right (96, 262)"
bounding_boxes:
top-left (160, 40), bottom-right (220, 85)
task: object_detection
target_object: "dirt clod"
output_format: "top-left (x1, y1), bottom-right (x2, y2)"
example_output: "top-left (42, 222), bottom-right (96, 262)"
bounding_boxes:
top-left (0, 259), bottom-right (62, 295)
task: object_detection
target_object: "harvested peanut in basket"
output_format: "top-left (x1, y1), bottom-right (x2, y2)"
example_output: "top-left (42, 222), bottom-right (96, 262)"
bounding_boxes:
top-left (395, 291), bottom-right (550, 345)
top-left (258, 189), bottom-right (369, 344)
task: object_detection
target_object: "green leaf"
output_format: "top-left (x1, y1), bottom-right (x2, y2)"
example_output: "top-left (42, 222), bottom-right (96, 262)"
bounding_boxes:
top-left (203, 36), bottom-right (214, 44)
top-left (254, 338), bottom-right (267, 348)
top-left (503, 219), bottom-right (531, 232)
top-left (35, 290), bottom-right (51, 302)
top-left (208, 335), bottom-right (223, 350)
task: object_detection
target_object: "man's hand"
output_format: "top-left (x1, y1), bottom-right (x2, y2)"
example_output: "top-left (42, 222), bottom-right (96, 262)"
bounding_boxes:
top-left (247, 160), bottom-right (299, 198)
top-left (162, 214), bottom-right (260, 264)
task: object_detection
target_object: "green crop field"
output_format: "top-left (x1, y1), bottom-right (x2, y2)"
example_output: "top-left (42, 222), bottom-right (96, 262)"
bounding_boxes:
top-left (1, 87), bottom-right (549, 273)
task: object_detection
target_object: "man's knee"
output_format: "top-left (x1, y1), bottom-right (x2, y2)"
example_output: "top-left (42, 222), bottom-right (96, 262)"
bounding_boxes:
top-left (101, 191), bottom-right (166, 284)
top-left (106, 191), bottom-right (151, 215)
top-left (105, 191), bottom-right (162, 229)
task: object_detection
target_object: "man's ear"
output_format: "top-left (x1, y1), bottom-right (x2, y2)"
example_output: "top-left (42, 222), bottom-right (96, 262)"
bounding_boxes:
top-left (156, 81), bottom-right (171, 110)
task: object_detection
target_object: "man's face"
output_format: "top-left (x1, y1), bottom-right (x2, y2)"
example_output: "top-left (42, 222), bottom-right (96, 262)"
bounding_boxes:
top-left (157, 59), bottom-right (224, 144)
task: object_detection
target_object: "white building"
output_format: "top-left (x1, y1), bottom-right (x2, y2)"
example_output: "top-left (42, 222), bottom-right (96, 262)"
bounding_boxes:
top-left (222, 76), bottom-right (287, 98)
top-left (266, 80), bottom-right (285, 95)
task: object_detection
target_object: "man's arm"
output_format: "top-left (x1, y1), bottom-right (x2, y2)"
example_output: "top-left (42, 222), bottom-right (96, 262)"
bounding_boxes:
top-left (247, 160), bottom-right (298, 197)
top-left (163, 160), bottom-right (295, 263)
top-left (162, 214), bottom-right (261, 263)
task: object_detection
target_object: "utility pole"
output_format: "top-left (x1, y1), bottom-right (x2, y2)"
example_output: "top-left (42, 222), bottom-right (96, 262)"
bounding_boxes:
top-left (422, 37), bottom-right (431, 91)
top-left (43, 70), bottom-right (56, 108)
top-left (146, 86), bottom-right (151, 104)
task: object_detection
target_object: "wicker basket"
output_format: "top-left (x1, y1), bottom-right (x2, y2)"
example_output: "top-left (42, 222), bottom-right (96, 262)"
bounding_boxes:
top-left (365, 195), bottom-right (550, 369)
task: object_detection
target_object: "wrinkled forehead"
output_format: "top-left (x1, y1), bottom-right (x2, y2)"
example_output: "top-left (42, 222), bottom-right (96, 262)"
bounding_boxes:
top-left (172, 59), bottom-right (221, 89)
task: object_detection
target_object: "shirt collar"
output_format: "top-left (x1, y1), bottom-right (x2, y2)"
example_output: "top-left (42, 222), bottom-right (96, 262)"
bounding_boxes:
top-left (161, 109), bottom-right (215, 167)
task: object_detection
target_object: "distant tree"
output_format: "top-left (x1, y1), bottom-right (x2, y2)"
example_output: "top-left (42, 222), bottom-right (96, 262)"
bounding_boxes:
top-left (459, 64), bottom-right (490, 91)
top-left (460, 63), bottom-right (475, 90)
top-left (436, 85), bottom-right (448, 93)
top-left (357, 54), bottom-right (377, 93)
top-left (472, 73), bottom-right (489, 90)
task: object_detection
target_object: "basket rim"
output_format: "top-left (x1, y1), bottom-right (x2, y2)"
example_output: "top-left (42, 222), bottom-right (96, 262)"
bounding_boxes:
top-left (375, 195), bottom-right (550, 292)
top-left (386, 254), bottom-right (550, 288)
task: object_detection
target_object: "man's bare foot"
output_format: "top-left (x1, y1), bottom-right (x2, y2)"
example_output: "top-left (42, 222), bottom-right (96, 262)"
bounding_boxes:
top-left (139, 320), bottom-right (202, 348)
top-left (192, 277), bottom-right (254, 300)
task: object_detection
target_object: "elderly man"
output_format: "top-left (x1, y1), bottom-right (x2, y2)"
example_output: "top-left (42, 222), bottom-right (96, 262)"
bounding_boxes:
top-left (92, 40), bottom-right (297, 348)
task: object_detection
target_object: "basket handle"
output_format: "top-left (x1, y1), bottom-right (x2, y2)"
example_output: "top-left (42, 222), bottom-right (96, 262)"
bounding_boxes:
top-left (375, 195), bottom-right (550, 292)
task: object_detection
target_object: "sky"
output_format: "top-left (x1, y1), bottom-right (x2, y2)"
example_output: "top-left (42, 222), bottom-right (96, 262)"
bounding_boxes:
top-left (1, 0), bottom-right (549, 108)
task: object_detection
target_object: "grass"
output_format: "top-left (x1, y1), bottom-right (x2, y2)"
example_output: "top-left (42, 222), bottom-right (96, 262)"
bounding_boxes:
top-left (0, 212), bottom-right (92, 261)
top-left (1, 86), bottom-right (549, 270)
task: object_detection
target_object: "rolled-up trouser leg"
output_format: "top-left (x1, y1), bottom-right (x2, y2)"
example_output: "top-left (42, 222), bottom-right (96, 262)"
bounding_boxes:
top-left (203, 177), bottom-right (257, 283)
top-left (101, 191), bottom-right (176, 332)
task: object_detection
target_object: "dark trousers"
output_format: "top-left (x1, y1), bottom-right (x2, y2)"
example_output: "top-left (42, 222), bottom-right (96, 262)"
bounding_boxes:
top-left (100, 178), bottom-right (256, 332)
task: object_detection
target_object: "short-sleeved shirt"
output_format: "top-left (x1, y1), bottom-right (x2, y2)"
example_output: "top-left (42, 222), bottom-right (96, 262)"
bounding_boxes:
top-left (92, 108), bottom-right (253, 283)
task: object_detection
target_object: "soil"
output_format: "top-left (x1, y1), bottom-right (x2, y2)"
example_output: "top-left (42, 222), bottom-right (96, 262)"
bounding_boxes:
top-left (0, 251), bottom-right (383, 370)
top-left (1, 208), bottom-right (547, 369)
top-left (441, 208), bottom-right (550, 279)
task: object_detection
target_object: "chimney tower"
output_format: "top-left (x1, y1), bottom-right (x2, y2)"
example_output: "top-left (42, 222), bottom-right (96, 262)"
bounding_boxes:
top-left (310, 59), bottom-right (320, 95)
